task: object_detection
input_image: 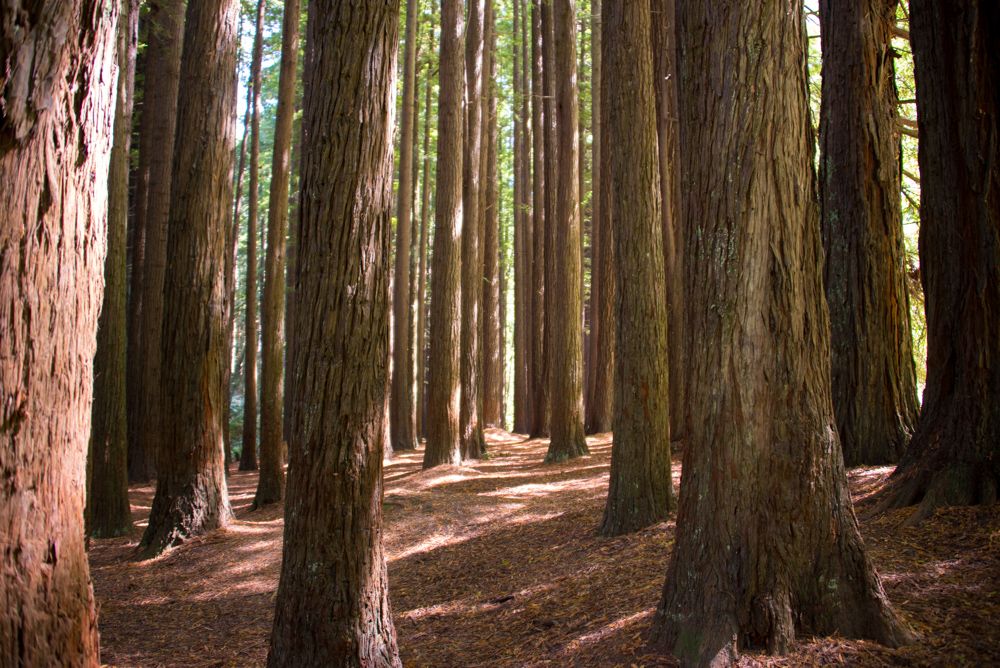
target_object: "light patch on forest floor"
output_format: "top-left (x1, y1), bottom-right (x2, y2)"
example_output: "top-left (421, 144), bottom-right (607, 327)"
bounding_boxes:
top-left (89, 430), bottom-right (1000, 667)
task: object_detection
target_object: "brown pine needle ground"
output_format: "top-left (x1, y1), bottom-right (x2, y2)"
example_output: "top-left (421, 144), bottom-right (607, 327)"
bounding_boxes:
top-left (89, 430), bottom-right (1000, 667)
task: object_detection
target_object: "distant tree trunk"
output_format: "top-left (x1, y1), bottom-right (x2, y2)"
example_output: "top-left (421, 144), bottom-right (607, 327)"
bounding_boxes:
top-left (819, 0), bottom-right (917, 467)
top-left (483, 1), bottom-right (504, 428)
top-left (266, 2), bottom-right (402, 664)
top-left (650, 3), bottom-right (912, 663)
top-left (0, 1), bottom-right (118, 662)
top-left (586, 0), bottom-right (613, 435)
top-left (530, 0), bottom-right (548, 438)
top-left (391, 0), bottom-right (420, 453)
top-left (519, 0), bottom-right (534, 434)
top-left (416, 56), bottom-right (434, 440)
top-left (128, 0), bottom-right (186, 483)
top-left (240, 0), bottom-right (266, 472)
top-left (875, 0), bottom-right (1000, 519)
top-left (424, 0), bottom-right (466, 469)
top-left (546, 0), bottom-right (588, 462)
top-left (89, 0), bottom-right (140, 539)
top-left (650, 0), bottom-right (685, 447)
top-left (600, 0), bottom-right (672, 536)
top-left (255, 0), bottom-right (300, 508)
top-left (140, 0), bottom-right (238, 559)
top-left (512, 0), bottom-right (529, 433)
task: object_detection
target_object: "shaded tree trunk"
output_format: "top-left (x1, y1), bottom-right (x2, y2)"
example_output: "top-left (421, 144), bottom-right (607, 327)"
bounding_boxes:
top-left (283, 99), bottom-right (303, 449)
top-left (0, 1), bottom-right (118, 662)
top-left (819, 0), bottom-right (918, 467)
top-left (424, 0), bottom-right (466, 469)
top-left (519, 0), bottom-right (535, 434)
top-left (128, 0), bottom-right (186, 483)
top-left (391, 0), bottom-right (420, 453)
top-left (600, 0), bottom-right (672, 536)
top-left (530, 0), bottom-right (548, 438)
top-left (140, 0), bottom-right (238, 559)
top-left (875, 0), bottom-right (1000, 519)
top-left (89, 0), bottom-right (140, 539)
top-left (545, 0), bottom-right (588, 462)
top-left (512, 0), bottom-right (528, 433)
top-left (416, 54), bottom-right (434, 440)
top-left (650, 2), bottom-right (912, 664)
top-left (266, 2), bottom-right (402, 664)
top-left (255, 0), bottom-right (301, 508)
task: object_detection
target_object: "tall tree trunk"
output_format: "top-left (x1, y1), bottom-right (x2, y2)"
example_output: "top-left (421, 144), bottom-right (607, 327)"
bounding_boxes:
top-left (482, 0), bottom-right (503, 428)
top-left (256, 0), bottom-right (301, 508)
top-left (819, 0), bottom-right (917, 467)
top-left (650, 3), bottom-right (912, 663)
top-left (512, 0), bottom-right (528, 433)
top-left (875, 0), bottom-right (1000, 519)
top-left (519, 0), bottom-right (535, 433)
top-left (90, 0), bottom-right (140, 539)
top-left (391, 0), bottom-right (420, 453)
top-left (240, 0), bottom-right (266, 472)
top-left (530, 0), bottom-right (548, 437)
top-left (0, 1), bottom-right (118, 663)
top-left (266, 2), bottom-right (402, 664)
top-left (424, 0), bottom-right (467, 469)
top-left (650, 0), bottom-right (685, 447)
top-left (416, 54), bottom-right (434, 440)
top-left (600, 0), bottom-right (672, 536)
top-left (129, 0), bottom-right (186, 483)
top-left (141, 0), bottom-right (238, 559)
top-left (546, 0), bottom-right (588, 462)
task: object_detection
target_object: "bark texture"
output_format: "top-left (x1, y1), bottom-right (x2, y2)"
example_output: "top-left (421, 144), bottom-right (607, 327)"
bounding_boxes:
top-left (600, 0), bottom-right (672, 537)
top-left (545, 0), bottom-right (588, 462)
top-left (128, 0), bottom-right (185, 482)
top-left (140, 0), bottom-right (238, 558)
top-left (424, 0), bottom-right (466, 468)
top-left (819, 0), bottom-right (918, 466)
top-left (651, 3), bottom-right (912, 664)
top-left (529, 0), bottom-right (549, 437)
top-left (266, 2), bottom-right (401, 664)
top-left (90, 0), bottom-right (140, 539)
top-left (0, 1), bottom-right (118, 663)
top-left (256, 0), bottom-right (301, 508)
top-left (512, 0), bottom-right (529, 433)
top-left (391, 0), bottom-right (420, 453)
top-left (876, 0), bottom-right (1000, 519)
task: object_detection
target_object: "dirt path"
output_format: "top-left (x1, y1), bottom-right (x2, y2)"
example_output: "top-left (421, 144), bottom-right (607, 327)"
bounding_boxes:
top-left (90, 430), bottom-right (1000, 667)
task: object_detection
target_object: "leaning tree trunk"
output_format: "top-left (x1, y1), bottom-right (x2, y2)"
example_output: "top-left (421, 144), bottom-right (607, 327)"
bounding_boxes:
top-left (128, 0), bottom-right (186, 483)
top-left (545, 0), bottom-right (588, 462)
top-left (391, 0), bottom-right (420, 454)
top-left (650, 2), bottom-right (913, 664)
top-left (266, 1), bottom-right (402, 665)
top-left (255, 0), bottom-right (301, 508)
top-left (875, 0), bottom-right (1000, 520)
top-left (819, 0), bottom-right (918, 467)
top-left (0, 1), bottom-right (118, 663)
top-left (140, 0), bottom-right (238, 559)
top-left (600, 0), bottom-right (672, 537)
top-left (529, 0), bottom-right (549, 438)
top-left (89, 0), bottom-right (140, 539)
top-left (424, 0), bottom-right (467, 469)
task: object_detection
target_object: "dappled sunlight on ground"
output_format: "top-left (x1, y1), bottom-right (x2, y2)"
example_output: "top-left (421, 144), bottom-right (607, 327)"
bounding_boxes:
top-left (89, 432), bottom-right (1000, 667)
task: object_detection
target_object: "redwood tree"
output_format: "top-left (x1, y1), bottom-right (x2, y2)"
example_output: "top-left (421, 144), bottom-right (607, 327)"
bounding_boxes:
top-left (819, 0), bottom-right (918, 466)
top-left (267, 1), bottom-right (402, 664)
top-left (600, 0), bottom-right (672, 536)
top-left (875, 0), bottom-right (999, 518)
top-left (0, 1), bottom-right (118, 662)
top-left (650, 2), bottom-right (911, 663)
top-left (529, 0), bottom-right (548, 437)
top-left (424, 0), bottom-right (466, 469)
top-left (141, 0), bottom-right (238, 558)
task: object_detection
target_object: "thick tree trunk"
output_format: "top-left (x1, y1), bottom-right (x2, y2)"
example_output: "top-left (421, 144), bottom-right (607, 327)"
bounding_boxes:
top-left (266, 2), bottom-right (401, 665)
top-left (875, 0), bottom-right (1000, 520)
top-left (529, 0), bottom-right (549, 438)
top-left (650, 3), bottom-right (912, 664)
top-left (819, 0), bottom-right (918, 467)
top-left (545, 0), bottom-right (588, 462)
top-left (0, 1), bottom-right (118, 663)
top-left (255, 0), bottom-right (300, 508)
top-left (416, 56), bottom-right (434, 440)
top-left (584, 0), bottom-right (604, 434)
top-left (141, 0), bottom-right (238, 559)
top-left (240, 0), bottom-right (266, 473)
top-left (128, 0), bottom-right (185, 483)
top-left (512, 0), bottom-right (529, 433)
top-left (424, 0), bottom-right (466, 469)
top-left (90, 0), bottom-right (140, 539)
top-left (600, 0), bottom-right (672, 536)
top-left (391, 0), bottom-right (420, 453)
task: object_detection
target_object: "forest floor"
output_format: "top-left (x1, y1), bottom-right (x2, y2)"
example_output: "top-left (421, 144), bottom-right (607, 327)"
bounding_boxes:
top-left (90, 430), bottom-right (1000, 667)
